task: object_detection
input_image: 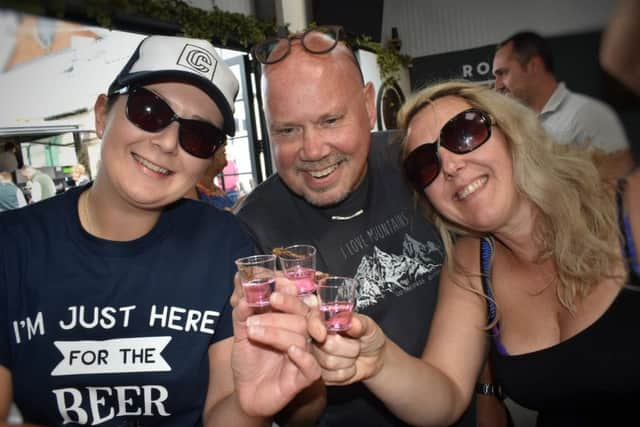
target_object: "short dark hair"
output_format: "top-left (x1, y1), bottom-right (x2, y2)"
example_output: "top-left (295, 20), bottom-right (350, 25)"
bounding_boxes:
top-left (497, 31), bottom-right (555, 75)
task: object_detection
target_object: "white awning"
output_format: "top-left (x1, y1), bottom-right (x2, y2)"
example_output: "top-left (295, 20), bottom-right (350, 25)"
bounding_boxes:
top-left (0, 27), bottom-right (145, 137)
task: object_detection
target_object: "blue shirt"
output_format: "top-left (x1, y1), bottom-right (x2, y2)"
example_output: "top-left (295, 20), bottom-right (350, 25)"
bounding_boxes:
top-left (0, 187), bottom-right (254, 426)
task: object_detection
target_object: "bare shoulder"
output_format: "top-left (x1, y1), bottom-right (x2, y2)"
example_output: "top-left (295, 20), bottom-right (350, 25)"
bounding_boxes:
top-left (627, 169), bottom-right (640, 255)
top-left (443, 236), bottom-right (484, 293)
top-left (627, 168), bottom-right (640, 189)
top-left (626, 168), bottom-right (640, 213)
top-left (451, 236), bottom-right (482, 268)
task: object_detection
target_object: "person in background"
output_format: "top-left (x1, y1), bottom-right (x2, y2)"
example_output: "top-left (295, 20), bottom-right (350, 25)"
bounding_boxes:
top-left (308, 79), bottom-right (640, 426)
top-left (219, 157), bottom-right (241, 203)
top-left (185, 141), bottom-right (237, 210)
top-left (0, 34), bottom-right (319, 427)
top-left (600, 0), bottom-right (640, 166)
top-left (0, 142), bottom-right (19, 173)
top-left (600, 0), bottom-right (640, 286)
top-left (71, 163), bottom-right (90, 186)
top-left (19, 165), bottom-right (56, 202)
top-left (492, 31), bottom-right (633, 182)
top-left (0, 170), bottom-right (27, 212)
top-left (600, 0), bottom-right (640, 97)
top-left (235, 26), bottom-right (480, 427)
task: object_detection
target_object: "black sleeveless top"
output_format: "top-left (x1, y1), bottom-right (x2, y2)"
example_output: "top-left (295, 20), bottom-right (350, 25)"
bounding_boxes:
top-left (481, 187), bottom-right (640, 426)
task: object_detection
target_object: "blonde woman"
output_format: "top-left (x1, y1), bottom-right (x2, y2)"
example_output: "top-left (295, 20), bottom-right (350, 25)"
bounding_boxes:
top-left (309, 80), bottom-right (640, 426)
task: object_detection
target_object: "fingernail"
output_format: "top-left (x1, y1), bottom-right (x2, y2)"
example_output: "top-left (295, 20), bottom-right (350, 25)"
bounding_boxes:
top-left (271, 292), bottom-right (283, 304)
top-left (246, 316), bottom-right (259, 327)
top-left (248, 325), bottom-right (265, 337)
top-left (283, 284), bottom-right (298, 295)
top-left (289, 345), bottom-right (301, 355)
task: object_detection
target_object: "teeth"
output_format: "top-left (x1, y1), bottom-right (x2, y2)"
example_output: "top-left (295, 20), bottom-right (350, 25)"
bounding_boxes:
top-left (456, 176), bottom-right (487, 200)
top-left (133, 153), bottom-right (171, 175)
top-left (308, 164), bottom-right (339, 179)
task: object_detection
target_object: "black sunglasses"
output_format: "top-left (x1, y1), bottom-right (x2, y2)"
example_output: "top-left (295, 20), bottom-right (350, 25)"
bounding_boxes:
top-left (252, 25), bottom-right (345, 65)
top-left (404, 108), bottom-right (493, 192)
top-left (116, 86), bottom-right (226, 159)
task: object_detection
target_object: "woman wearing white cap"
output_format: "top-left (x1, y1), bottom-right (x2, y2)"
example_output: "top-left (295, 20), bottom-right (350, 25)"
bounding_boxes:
top-left (0, 35), bottom-right (319, 426)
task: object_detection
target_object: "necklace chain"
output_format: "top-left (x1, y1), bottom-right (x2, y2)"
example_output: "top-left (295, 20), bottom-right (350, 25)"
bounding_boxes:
top-left (82, 189), bottom-right (95, 235)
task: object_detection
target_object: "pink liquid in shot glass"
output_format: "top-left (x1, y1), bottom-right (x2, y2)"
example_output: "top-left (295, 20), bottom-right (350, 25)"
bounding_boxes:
top-left (243, 278), bottom-right (275, 307)
top-left (320, 301), bottom-right (354, 331)
top-left (285, 266), bottom-right (317, 295)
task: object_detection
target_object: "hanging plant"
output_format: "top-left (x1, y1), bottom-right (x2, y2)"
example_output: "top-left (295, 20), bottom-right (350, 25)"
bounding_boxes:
top-left (355, 35), bottom-right (412, 86)
top-left (305, 23), bottom-right (413, 87)
top-left (5, 0), bottom-right (411, 85)
top-left (5, 0), bottom-right (279, 48)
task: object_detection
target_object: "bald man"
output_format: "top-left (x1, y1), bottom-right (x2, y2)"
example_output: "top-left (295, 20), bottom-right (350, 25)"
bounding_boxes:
top-left (236, 28), bottom-right (478, 426)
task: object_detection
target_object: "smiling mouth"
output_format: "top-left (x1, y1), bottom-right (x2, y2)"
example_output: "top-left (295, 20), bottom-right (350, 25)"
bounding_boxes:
top-left (455, 176), bottom-right (488, 200)
top-left (132, 153), bottom-right (173, 176)
top-left (307, 163), bottom-right (340, 179)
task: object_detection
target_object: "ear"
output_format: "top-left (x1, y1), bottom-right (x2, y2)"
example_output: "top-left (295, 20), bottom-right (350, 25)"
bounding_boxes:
top-left (94, 94), bottom-right (110, 139)
top-left (525, 55), bottom-right (543, 74)
top-left (363, 82), bottom-right (376, 130)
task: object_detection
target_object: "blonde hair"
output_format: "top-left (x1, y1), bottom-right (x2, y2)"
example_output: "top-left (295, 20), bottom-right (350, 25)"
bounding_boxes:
top-left (73, 164), bottom-right (86, 176)
top-left (397, 80), bottom-right (622, 311)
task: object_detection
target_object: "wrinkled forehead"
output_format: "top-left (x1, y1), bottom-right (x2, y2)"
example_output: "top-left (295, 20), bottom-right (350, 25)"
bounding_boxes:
top-left (263, 48), bottom-right (362, 100)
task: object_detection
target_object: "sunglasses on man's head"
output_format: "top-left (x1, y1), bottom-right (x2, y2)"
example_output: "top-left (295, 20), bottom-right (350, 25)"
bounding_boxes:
top-left (404, 108), bottom-right (493, 192)
top-left (116, 86), bottom-right (226, 159)
top-left (252, 25), bottom-right (346, 65)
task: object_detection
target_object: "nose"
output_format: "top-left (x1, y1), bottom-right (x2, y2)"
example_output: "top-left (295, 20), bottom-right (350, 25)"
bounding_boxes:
top-left (494, 76), bottom-right (504, 91)
top-left (439, 148), bottom-right (465, 179)
top-left (151, 121), bottom-right (180, 155)
top-left (300, 127), bottom-right (330, 161)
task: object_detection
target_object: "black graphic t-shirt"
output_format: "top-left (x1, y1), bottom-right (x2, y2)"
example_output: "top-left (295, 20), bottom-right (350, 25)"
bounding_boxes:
top-left (0, 187), bottom-right (254, 426)
top-left (237, 132), bottom-right (475, 426)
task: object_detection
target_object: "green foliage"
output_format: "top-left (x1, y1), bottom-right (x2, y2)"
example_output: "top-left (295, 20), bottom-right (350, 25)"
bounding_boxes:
top-left (52, 0), bottom-right (278, 48)
top-left (356, 35), bottom-right (412, 86)
top-left (5, 0), bottom-right (412, 84)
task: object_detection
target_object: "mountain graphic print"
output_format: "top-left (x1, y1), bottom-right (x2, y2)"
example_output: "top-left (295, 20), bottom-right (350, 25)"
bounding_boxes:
top-left (355, 234), bottom-right (443, 310)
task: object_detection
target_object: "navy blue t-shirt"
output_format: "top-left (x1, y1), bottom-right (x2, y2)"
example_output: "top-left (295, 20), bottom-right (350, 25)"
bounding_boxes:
top-left (0, 187), bottom-right (254, 426)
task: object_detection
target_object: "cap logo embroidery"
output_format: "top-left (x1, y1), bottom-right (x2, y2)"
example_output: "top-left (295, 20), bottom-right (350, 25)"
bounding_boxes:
top-left (177, 44), bottom-right (217, 81)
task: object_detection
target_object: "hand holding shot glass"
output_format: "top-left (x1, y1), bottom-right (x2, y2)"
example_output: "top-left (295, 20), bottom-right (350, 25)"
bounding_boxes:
top-left (235, 254), bottom-right (277, 307)
top-left (317, 276), bottom-right (358, 332)
top-left (276, 244), bottom-right (318, 296)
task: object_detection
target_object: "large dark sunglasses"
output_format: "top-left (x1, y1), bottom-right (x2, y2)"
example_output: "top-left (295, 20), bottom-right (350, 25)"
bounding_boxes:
top-left (116, 86), bottom-right (225, 159)
top-left (404, 108), bottom-right (493, 192)
top-left (252, 25), bottom-right (345, 65)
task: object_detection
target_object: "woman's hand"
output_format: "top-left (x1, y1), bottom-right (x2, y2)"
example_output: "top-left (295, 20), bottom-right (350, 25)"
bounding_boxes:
top-left (231, 290), bottom-right (321, 417)
top-left (308, 313), bottom-right (387, 386)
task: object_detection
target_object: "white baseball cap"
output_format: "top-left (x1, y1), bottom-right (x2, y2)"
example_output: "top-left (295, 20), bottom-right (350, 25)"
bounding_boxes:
top-left (108, 35), bottom-right (239, 136)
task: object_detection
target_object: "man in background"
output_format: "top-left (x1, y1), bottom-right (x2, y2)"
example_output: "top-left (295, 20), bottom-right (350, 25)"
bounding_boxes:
top-left (0, 142), bottom-right (19, 174)
top-left (19, 165), bottom-right (56, 202)
top-left (493, 31), bottom-right (633, 181)
top-left (0, 170), bottom-right (27, 211)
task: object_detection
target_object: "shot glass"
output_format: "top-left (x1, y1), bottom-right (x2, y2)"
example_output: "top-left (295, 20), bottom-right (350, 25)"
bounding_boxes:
top-left (316, 276), bottom-right (358, 332)
top-left (278, 244), bottom-right (317, 296)
top-left (235, 254), bottom-right (277, 308)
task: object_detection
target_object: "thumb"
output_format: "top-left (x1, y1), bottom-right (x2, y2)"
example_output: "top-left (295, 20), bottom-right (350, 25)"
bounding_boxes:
top-left (343, 313), bottom-right (372, 339)
top-left (344, 314), bottom-right (386, 353)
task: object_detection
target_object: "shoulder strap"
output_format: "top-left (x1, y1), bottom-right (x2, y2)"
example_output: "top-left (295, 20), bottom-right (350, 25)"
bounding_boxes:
top-left (617, 179), bottom-right (640, 283)
top-left (480, 237), bottom-right (498, 324)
